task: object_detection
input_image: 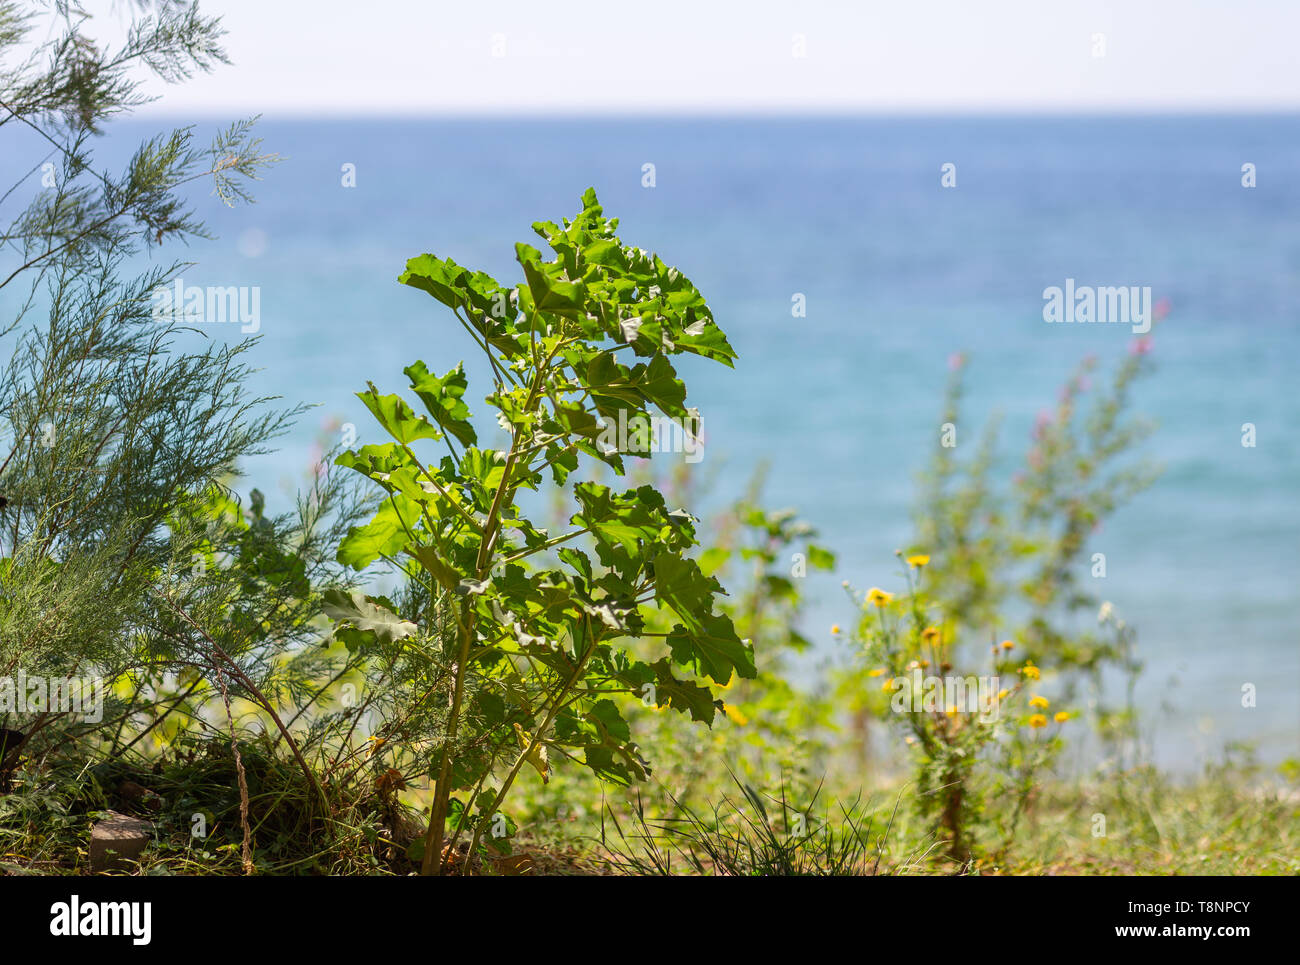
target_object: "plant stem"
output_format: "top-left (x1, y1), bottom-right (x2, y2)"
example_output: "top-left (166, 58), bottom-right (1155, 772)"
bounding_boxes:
top-left (421, 596), bottom-right (474, 875)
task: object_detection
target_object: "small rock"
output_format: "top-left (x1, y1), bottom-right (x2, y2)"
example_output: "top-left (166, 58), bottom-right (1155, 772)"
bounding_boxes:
top-left (90, 811), bottom-right (153, 872)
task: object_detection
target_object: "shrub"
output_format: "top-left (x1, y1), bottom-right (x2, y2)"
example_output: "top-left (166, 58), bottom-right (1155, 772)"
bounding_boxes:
top-left (331, 189), bottom-right (752, 874)
top-left (838, 347), bottom-right (1158, 864)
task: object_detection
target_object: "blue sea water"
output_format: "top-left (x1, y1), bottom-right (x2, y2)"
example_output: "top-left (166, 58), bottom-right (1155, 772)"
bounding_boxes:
top-left (11, 115), bottom-right (1300, 771)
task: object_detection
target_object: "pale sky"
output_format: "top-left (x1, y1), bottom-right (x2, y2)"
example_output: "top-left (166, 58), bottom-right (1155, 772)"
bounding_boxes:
top-left (114, 0), bottom-right (1300, 115)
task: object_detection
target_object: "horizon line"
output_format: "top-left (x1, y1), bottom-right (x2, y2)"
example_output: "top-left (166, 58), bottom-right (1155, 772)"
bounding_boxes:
top-left (129, 106), bottom-right (1300, 122)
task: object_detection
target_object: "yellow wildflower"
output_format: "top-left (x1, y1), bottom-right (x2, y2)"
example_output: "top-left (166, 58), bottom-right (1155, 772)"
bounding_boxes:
top-left (921, 626), bottom-right (940, 642)
top-left (1029, 695), bottom-right (1050, 709)
top-left (831, 625), bottom-right (841, 634)
top-left (1028, 714), bottom-right (1048, 729)
top-left (1054, 711), bottom-right (1070, 723)
top-left (1021, 661), bottom-right (1040, 680)
top-left (997, 689), bottom-right (1009, 700)
top-left (867, 587), bottom-right (894, 608)
top-left (724, 704), bottom-right (749, 726)
top-left (868, 668), bottom-right (886, 678)
top-left (1000, 640), bottom-right (1014, 650)
top-left (906, 554), bottom-right (930, 568)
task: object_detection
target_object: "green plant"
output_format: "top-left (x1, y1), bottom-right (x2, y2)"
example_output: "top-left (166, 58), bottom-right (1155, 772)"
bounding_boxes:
top-left (1, 0), bottom-right (276, 694)
top-left (331, 189), bottom-right (753, 874)
top-left (601, 775), bottom-right (897, 876)
top-left (0, 2), bottom-right (382, 876)
top-left (843, 554), bottom-right (1067, 864)
top-left (835, 346), bottom-right (1159, 865)
top-left (914, 349), bottom-right (1158, 710)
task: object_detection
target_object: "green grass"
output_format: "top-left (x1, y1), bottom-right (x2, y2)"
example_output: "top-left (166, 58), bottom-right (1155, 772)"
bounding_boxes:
top-left (2, 736), bottom-right (1294, 876)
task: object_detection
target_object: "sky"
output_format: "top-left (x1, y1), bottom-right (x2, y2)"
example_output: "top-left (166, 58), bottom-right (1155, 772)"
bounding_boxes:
top-left (57, 0), bottom-right (1292, 117)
